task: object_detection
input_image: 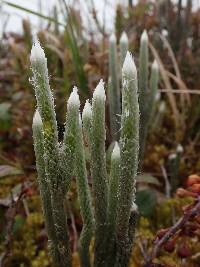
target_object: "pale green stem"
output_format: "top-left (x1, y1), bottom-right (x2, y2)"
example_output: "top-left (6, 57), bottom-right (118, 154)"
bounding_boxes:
top-left (115, 52), bottom-right (139, 267)
top-left (62, 87), bottom-right (80, 192)
top-left (138, 30), bottom-right (149, 169)
top-left (75, 114), bottom-right (94, 267)
top-left (91, 80), bottom-right (108, 267)
top-left (106, 142), bottom-right (121, 267)
top-left (32, 110), bottom-right (60, 267)
top-left (108, 34), bottom-right (121, 140)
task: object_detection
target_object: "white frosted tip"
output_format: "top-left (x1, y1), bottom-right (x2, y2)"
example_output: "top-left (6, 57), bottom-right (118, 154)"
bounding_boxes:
top-left (152, 59), bottom-right (159, 71)
top-left (79, 113), bottom-right (82, 126)
top-left (141, 30), bottom-right (148, 43)
top-left (82, 100), bottom-right (92, 119)
top-left (162, 29), bottom-right (168, 37)
top-left (68, 86), bottom-right (80, 107)
top-left (159, 102), bottom-right (166, 112)
top-left (111, 142), bottom-right (120, 160)
top-left (122, 51), bottom-right (137, 78)
top-left (132, 202), bottom-right (138, 212)
top-left (109, 33), bottom-right (116, 43)
top-left (177, 144), bottom-right (184, 154)
top-left (120, 31), bottom-right (128, 44)
top-left (93, 79), bottom-right (106, 100)
top-left (33, 109), bottom-right (42, 125)
top-left (169, 153), bottom-right (177, 160)
top-left (30, 38), bottom-right (45, 63)
top-left (155, 92), bottom-right (161, 102)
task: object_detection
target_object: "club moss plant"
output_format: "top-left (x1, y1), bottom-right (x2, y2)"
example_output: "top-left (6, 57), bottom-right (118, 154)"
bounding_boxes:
top-left (31, 40), bottom-right (140, 267)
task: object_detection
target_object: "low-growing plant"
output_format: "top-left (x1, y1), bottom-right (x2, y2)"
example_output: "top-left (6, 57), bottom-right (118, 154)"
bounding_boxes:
top-left (31, 40), bottom-right (139, 267)
top-left (107, 29), bottom-right (159, 167)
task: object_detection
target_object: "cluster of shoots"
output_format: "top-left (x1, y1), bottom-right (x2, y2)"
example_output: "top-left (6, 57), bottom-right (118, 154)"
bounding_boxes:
top-left (31, 38), bottom-right (139, 267)
top-left (108, 30), bottom-right (159, 171)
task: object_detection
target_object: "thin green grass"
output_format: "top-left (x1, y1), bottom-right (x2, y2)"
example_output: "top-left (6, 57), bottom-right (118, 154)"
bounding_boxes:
top-left (2, 1), bottom-right (65, 27)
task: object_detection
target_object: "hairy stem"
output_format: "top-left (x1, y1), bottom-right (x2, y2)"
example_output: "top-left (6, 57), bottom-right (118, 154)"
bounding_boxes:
top-left (115, 52), bottom-right (139, 267)
top-left (91, 80), bottom-right (108, 267)
top-left (75, 114), bottom-right (94, 267)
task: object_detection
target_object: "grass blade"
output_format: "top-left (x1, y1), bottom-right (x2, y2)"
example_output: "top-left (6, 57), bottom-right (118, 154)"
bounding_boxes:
top-left (3, 1), bottom-right (65, 27)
